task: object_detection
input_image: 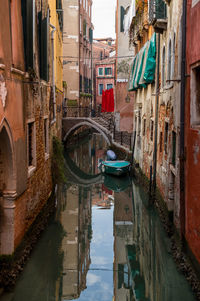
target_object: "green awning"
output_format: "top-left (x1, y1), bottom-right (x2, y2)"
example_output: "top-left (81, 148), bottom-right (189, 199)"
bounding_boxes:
top-left (128, 33), bottom-right (156, 91)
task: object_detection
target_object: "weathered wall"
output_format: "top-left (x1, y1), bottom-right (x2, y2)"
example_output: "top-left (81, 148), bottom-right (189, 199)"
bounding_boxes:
top-left (185, 0), bottom-right (200, 264)
top-left (115, 82), bottom-right (134, 133)
top-left (63, 0), bottom-right (79, 100)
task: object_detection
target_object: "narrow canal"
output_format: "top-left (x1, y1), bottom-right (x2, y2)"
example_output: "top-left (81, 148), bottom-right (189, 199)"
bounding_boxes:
top-left (0, 129), bottom-right (195, 300)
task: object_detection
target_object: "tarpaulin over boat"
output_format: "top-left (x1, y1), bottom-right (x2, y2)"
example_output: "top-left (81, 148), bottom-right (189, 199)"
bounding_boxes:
top-left (128, 33), bottom-right (156, 91)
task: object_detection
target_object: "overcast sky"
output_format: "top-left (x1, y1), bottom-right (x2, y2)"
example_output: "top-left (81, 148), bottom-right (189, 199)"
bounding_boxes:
top-left (92, 0), bottom-right (116, 39)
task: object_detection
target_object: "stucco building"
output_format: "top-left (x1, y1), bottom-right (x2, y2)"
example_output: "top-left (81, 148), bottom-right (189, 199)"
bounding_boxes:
top-left (115, 0), bottom-right (135, 133)
top-left (63, 0), bottom-right (93, 108)
top-left (0, 0), bottom-right (63, 256)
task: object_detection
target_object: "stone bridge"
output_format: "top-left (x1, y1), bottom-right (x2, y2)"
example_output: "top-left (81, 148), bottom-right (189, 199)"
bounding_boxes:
top-left (62, 107), bottom-right (133, 151)
top-left (62, 117), bottom-right (113, 145)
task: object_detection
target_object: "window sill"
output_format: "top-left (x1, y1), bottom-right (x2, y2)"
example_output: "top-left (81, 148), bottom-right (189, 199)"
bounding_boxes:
top-left (28, 166), bottom-right (36, 178)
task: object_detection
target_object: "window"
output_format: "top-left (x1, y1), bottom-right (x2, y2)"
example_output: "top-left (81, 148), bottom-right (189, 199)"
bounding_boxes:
top-left (168, 40), bottom-right (172, 82)
top-left (172, 131), bottom-right (176, 166)
top-left (98, 68), bottom-right (103, 76)
top-left (44, 118), bottom-right (49, 156)
top-left (191, 64), bottom-right (200, 125)
top-left (160, 132), bottom-right (163, 152)
top-left (100, 51), bottom-right (103, 60)
top-left (120, 6), bottom-right (125, 32)
top-left (99, 84), bottom-right (103, 95)
top-left (105, 67), bottom-right (112, 75)
top-left (162, 46), bottom-right (166, 87)
top-left (164, 122), bottom-right (169, 153)
top-left (107, 84), bottom-right (113, 90)
top-left (143, 119), bottom-right (146, 136)
top-left (80, 75), bottom-right (82, 92)
top-left (150, 120), bottom-right (154, 141)
top-left (83, 19), bottom-right (87, 37)
top-left (27, 121), bottom-right (36, 172)
top-left (80, 15), bottom-right (82, 33)
top-left (21, 0), bottom-right (36, 70)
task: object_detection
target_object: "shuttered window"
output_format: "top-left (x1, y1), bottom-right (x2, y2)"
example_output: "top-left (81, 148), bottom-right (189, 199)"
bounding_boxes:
top-left (21, 0), bottom-right (35, 70)
top-left (120, 6), bottom-right (125, 32)
top-left (38, 10), bottom-right (49, 81)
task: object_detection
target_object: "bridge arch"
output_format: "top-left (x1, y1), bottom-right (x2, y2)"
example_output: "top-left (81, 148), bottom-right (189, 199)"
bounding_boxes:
top-left (63, 121), bottom-right (111, 145)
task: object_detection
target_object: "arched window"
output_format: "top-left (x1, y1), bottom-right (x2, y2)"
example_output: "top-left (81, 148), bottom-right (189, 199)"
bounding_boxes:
top-left (168, 39), bottom-right (172, 82)
top-left (162, 46), bottom-right (166, 87)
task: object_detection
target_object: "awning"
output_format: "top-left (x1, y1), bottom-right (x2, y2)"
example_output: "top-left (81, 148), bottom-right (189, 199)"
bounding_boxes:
top-left (128, 33), bottom-right (156, 91)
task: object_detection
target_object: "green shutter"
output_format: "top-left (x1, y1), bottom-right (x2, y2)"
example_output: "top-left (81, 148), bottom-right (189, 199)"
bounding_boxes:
top-left (21, 0), bottom-right (35, 70)
top-left (156, 0), bottom-right (167, 19)
top-left (40, 11), bottom-right (49, 81)
top-left (105, 68), bottom-right (107, 75)
top-left (89, 28), bottom-right (93, 43)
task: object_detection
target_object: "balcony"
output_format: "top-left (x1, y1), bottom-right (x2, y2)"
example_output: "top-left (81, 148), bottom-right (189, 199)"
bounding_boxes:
top-left (149, 0), bottom-right (167, 33)
top-left (129, 0), bottom-right (149, 46)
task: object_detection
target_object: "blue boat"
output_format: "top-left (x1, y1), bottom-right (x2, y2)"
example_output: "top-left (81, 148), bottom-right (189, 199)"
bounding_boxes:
top-left (99, 160), bottom-right (131, 176)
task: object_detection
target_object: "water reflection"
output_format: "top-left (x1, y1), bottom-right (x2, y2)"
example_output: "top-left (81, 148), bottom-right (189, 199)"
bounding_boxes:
top-left (0, 131), bottom-right (195, 301)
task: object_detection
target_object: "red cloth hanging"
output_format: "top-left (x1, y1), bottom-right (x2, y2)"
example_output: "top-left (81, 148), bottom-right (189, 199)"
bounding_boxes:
top-left (108, 88), bottom-right (114, 112)
top-left (101, 88), bottom-right (114, 112)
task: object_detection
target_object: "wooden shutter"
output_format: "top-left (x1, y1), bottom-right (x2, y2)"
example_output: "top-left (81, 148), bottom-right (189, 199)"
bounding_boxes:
top-left (120, 6), bottom-right (125, 32)
top-left (21, 0), bottom-right (35, 70)
top-left (40, 11), bottom-right (49, 81)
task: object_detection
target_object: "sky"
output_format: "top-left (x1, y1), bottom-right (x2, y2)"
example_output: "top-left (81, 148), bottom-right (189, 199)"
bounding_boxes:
top-left (92, 0), bottom-right (116, 39)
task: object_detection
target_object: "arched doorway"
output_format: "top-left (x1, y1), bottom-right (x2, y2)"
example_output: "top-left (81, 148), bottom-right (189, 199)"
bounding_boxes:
top-left (0, 126), bottom-right (15, 193)
top-left (0, 123), bottom-right (16, 255)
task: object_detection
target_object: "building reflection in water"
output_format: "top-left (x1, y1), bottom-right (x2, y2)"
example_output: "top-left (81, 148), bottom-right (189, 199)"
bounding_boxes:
top-left (56, 184), bottom-right (92, 300)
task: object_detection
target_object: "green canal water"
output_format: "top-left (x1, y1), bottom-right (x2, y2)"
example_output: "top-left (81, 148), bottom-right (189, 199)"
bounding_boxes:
top-left (0, 131), bottom-right (195, 300)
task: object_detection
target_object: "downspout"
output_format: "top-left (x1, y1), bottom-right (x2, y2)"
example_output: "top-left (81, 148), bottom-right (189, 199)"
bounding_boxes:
top-left (180, 0), bottom-right (187, 239)
top-left (50, 24), bottom-right (56, 123)
top-left (152, 33), bottom-right (161, 199)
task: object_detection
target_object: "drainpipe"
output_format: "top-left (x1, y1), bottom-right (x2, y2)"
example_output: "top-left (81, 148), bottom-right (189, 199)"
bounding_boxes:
top-left (50, 24), bottom-right (56, 123)
top-left (180, 0), bottom-right (187, 240)
top-left (152, 33), bottom-right (161, 199)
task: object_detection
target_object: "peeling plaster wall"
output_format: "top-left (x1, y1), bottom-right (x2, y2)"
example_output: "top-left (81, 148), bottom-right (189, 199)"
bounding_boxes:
top-left (132, 0), bottom-right (183, 230)
top-left (185, 0), bottom-right (200, 264)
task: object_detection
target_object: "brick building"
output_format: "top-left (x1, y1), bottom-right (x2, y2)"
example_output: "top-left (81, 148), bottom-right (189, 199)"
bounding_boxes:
top-left (95, 58), bottom-right (116, 108)
top-left (63, 0), bottom-right (93, 108)
top-left (0, 0), bottom-right (63, 255)
top-left (93, 38), bottom-right (115, 110)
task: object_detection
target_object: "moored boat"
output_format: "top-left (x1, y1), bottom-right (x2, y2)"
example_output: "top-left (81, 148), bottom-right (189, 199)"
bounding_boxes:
top-left (99, 160), bottom-right (131, 176)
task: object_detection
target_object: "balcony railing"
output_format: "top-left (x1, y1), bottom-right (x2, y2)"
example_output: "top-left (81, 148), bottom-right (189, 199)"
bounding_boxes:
top-left (149, 0), bottom-right (167, 32)
top-left (149, 0), bottom-right (167, 23)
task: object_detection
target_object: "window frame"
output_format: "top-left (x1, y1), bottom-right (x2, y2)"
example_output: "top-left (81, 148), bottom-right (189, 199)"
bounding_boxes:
top-left (105, 67), bottom-right (112, 75)
top-left (98, 67), bottom-right (103, 76)
top-left (44, 117), bottom-right (49, 159)
top-left (27, 119), bottom-right (36, 177)
top-left (99, 83), bottom-right (104, 96)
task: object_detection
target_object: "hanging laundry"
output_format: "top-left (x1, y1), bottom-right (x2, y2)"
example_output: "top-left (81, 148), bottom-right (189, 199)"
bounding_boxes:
top-left (101, 88), bottom-right (114, 112)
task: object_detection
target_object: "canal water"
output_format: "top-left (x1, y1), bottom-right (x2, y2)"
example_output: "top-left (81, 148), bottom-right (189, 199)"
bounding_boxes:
top-left (1, 130), bottom-right (195, 301)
